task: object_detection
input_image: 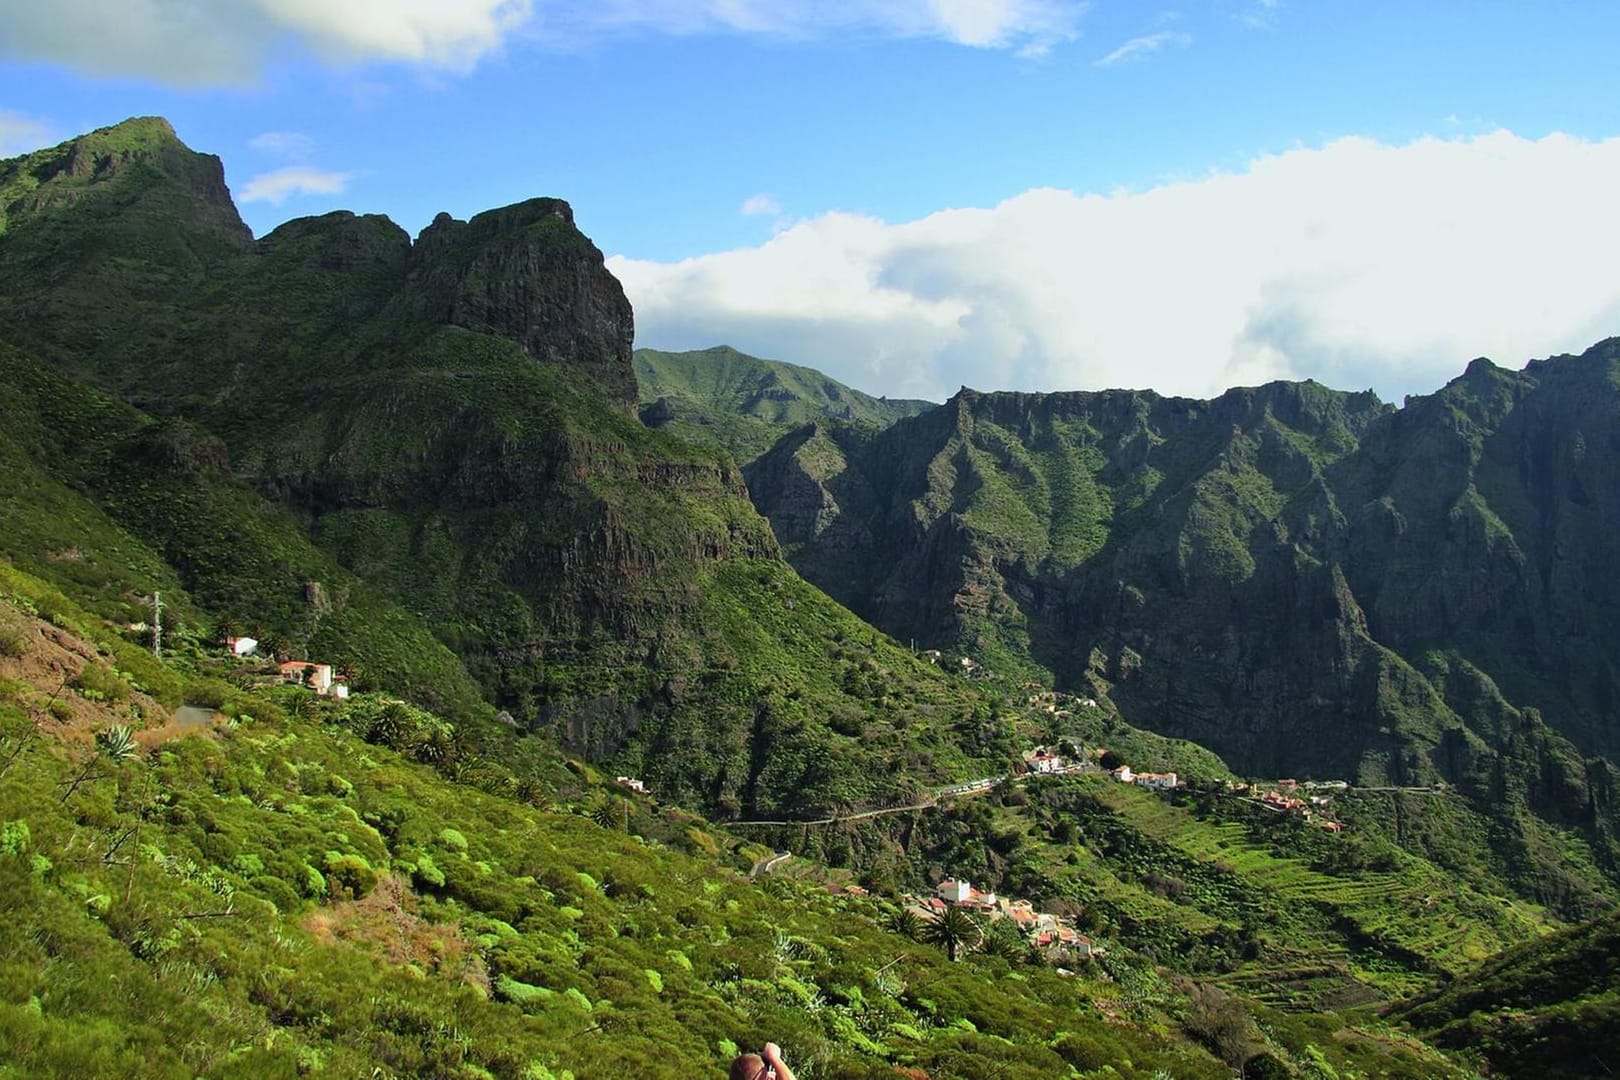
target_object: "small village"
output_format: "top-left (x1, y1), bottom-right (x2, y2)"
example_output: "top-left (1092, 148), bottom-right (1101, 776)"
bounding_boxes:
top-left (222, 626), bottom-right (1351, 963)
top-left (224, 635), bottom-right (352, 699)
top-left (903, 877), bottom-right (1105, 962)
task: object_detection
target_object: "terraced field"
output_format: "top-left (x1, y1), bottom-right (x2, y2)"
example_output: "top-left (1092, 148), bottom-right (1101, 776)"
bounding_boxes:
top-left (990, 775), bottom-right (1555, 1007)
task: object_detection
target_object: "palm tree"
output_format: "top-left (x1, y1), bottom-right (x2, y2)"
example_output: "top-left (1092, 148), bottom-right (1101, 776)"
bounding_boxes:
top-left (887, 907), bottom-right (924, 942)
top-left (923, 907), bottom-right (983, 962)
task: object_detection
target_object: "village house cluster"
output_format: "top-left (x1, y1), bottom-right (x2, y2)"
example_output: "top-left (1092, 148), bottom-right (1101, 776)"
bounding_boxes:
top-left (906, 878), bottom-right (1104, 959)
top-left (1230, 778), bottom-right (1346, 831)
top-left (224, 636), bottom-right (350, 699)
top-left (1024, 687), bottom-right (1098, 718)
top-left (1106, 762), bottom-right (1181, 790)
top-left (1022, 746), bottom-right (1087, 776)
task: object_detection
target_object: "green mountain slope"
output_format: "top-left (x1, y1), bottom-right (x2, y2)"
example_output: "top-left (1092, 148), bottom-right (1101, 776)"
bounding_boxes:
top-left (635, 345), bottom-right (933, 463)
top-left (0, 570), bottom-right (1476, 1079)
top-left (1397, 906), bottom-right (1620, 1078)
top-left (746, 361), bottom-right (1620, 911)
top-left (0, 118), bottom-right (998, 821)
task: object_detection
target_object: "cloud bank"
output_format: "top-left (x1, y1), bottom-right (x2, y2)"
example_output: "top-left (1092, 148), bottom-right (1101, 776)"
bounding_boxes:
top-left (610, 131), bottom-right (1620, 403)
top-left (0, 0), bottom-right (1084, 84)
top-left (0, 0), bottom-right (533, 84)
top-left (239, 165), bottom-right (354, 205)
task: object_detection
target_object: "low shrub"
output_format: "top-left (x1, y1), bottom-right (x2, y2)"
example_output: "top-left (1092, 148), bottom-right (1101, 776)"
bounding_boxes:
top-left (70, 663), bottom-right (131, 703)
top-left (0, 622), bottom-right (27, 658)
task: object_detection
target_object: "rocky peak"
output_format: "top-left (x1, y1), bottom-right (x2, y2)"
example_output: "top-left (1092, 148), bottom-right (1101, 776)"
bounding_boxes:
top-left (408, 198), bottom-right (636, 406)
top-left (1, 115), bottom-right (250, 249)
top-left (257, 211), bottom-right (412, 273)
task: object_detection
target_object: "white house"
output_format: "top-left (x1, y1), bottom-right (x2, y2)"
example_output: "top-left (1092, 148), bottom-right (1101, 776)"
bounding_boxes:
top-left (279, 661), bottom-right (333, 693)
top-left (1134, 772), bottom-right (1179, 791)
top-left (938, 879), bottom-right (973, 904)
top-left (1111, 765), bottom-right (1135, 783)
top-left (227, 636), bottom-right (258, 657)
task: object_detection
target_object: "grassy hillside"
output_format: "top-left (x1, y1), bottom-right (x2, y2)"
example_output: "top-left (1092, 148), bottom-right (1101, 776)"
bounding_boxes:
top-left (1397, 907), bottom-right (1620, 1078)
top-left (635, 345), bottom-right (933, 464)
top-left (0, 563), bottom-right (1475, 1079)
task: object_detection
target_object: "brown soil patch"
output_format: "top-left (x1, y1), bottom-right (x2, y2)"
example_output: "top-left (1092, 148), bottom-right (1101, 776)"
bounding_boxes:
top-left (302, 873), bottom-right (490, 992)
top-left (0, 602), bottom-right (179, 747)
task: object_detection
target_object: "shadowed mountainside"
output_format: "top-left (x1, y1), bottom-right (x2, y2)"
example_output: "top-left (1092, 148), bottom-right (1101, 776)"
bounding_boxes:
top-left (0, 117), bottom-right (1004, 819)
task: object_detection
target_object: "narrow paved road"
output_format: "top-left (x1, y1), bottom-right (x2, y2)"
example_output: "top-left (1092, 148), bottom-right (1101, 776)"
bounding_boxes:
top-left (726, 766), bottom-right (1097, 828)
top-left (749, 851), bottom-right (793, 879)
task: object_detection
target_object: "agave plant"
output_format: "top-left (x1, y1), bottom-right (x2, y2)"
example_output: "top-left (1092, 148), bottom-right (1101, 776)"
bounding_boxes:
top-left (94, 724), bottom-right (137, 764)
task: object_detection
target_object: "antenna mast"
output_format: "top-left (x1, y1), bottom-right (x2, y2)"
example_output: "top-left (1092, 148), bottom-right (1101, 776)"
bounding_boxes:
top-left (152, 591), bottom-right (162, 658)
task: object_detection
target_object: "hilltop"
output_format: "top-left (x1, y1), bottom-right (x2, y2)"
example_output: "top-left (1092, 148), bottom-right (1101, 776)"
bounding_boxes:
top-left (635, 345), bottom-right (933, 464)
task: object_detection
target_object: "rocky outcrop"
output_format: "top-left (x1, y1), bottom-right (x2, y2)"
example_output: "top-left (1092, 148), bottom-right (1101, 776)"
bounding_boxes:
top-left (750, 346), bottom-right (1620, 794)
top-left (410, 200), bottom-right (637, 406)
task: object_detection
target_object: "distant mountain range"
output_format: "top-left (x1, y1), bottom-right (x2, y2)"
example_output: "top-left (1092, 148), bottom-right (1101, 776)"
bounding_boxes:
top-left (743, 355), bottom-right (1620, 905)
top-left (634, 344), bottom-right (933, 463)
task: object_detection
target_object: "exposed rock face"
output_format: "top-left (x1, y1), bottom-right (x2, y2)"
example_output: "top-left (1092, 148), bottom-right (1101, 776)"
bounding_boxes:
top-left (749, 348), bottom-right (1620, 797)
top-left (412, 200), bottom-right (638, 407)
top-left (256, 211), bottom-right (412, 273)
top-left (0, 116), bottom-right (769, 742)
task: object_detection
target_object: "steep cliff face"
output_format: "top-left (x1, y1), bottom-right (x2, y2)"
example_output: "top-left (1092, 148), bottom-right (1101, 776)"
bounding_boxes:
top-left (0, 118), bottom-right (1004, 819)
top-left (750, 354), bottom-right (1620, 814)
top-left (411, 201), bottom-right (638, 407)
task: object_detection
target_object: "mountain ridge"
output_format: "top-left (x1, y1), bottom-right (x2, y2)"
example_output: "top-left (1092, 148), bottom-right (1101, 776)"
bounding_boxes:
top-left (0, 117), bottom-right (1003, 820)
top-left (635, 344), bottom-right (934, 464)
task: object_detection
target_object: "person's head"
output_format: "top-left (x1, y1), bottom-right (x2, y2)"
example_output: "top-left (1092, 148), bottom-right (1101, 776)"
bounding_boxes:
top-left (730, 1052), bottom-right (772, 1080)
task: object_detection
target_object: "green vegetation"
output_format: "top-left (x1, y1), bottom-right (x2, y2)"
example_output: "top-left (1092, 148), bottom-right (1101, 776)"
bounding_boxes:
top-left (0, 120), bottom-right (996, 827)
top-left (747, 360), bottom-right (1620, 920)
top-left (635, 345), bottom-right (932, 464)
top-left (2, 116), bottom-right (1615, 1075)
top-left (1398, 908), bottom-right (1620, 1078)
top-left (0, 577), bottom-right (1473, 1079)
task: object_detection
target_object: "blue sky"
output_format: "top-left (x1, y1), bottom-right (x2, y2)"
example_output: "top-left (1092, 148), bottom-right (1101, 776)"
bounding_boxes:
top-left (3, 2), bottom-right (1620, 401)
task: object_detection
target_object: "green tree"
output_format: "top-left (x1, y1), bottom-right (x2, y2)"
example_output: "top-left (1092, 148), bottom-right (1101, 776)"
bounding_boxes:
top-left (887, 907), bottom-right (924, 941)
top-left (923, 907), bottom-right (983, 962)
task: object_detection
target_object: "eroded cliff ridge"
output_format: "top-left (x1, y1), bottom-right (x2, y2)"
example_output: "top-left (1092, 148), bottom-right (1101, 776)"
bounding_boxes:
top-left (749, 347), bottom-right (1620, 852)
top-left (0, 118), bottom-right (1002, 818)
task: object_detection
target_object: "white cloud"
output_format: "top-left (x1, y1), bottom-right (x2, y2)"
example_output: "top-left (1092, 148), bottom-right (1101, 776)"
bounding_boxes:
top-left (1238, 0), bottom-right (1280, 30)
top-left (239, 165), bottom-right (354, 205)
top-left (1095, 29), bottom-right (1190, 67)
top-left (249, 130), bottom-right (315, 158)
top-left (0, 0), bottom-right (533, 85)
top-left (0, 0), bottom-right (1084, 84)
top-left (609, 131), bottom-right (1620, 403)
top-left (0, 108), bottom-right (52, 156)
top-left (537, 0), bottom-right (1087, 52)
top-left (741, 193), bottom-right (782, 217)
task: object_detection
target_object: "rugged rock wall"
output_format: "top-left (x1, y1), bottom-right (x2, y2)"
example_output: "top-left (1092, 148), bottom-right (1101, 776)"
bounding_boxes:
top-left (750, 349), bottom-right (1620, 800)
